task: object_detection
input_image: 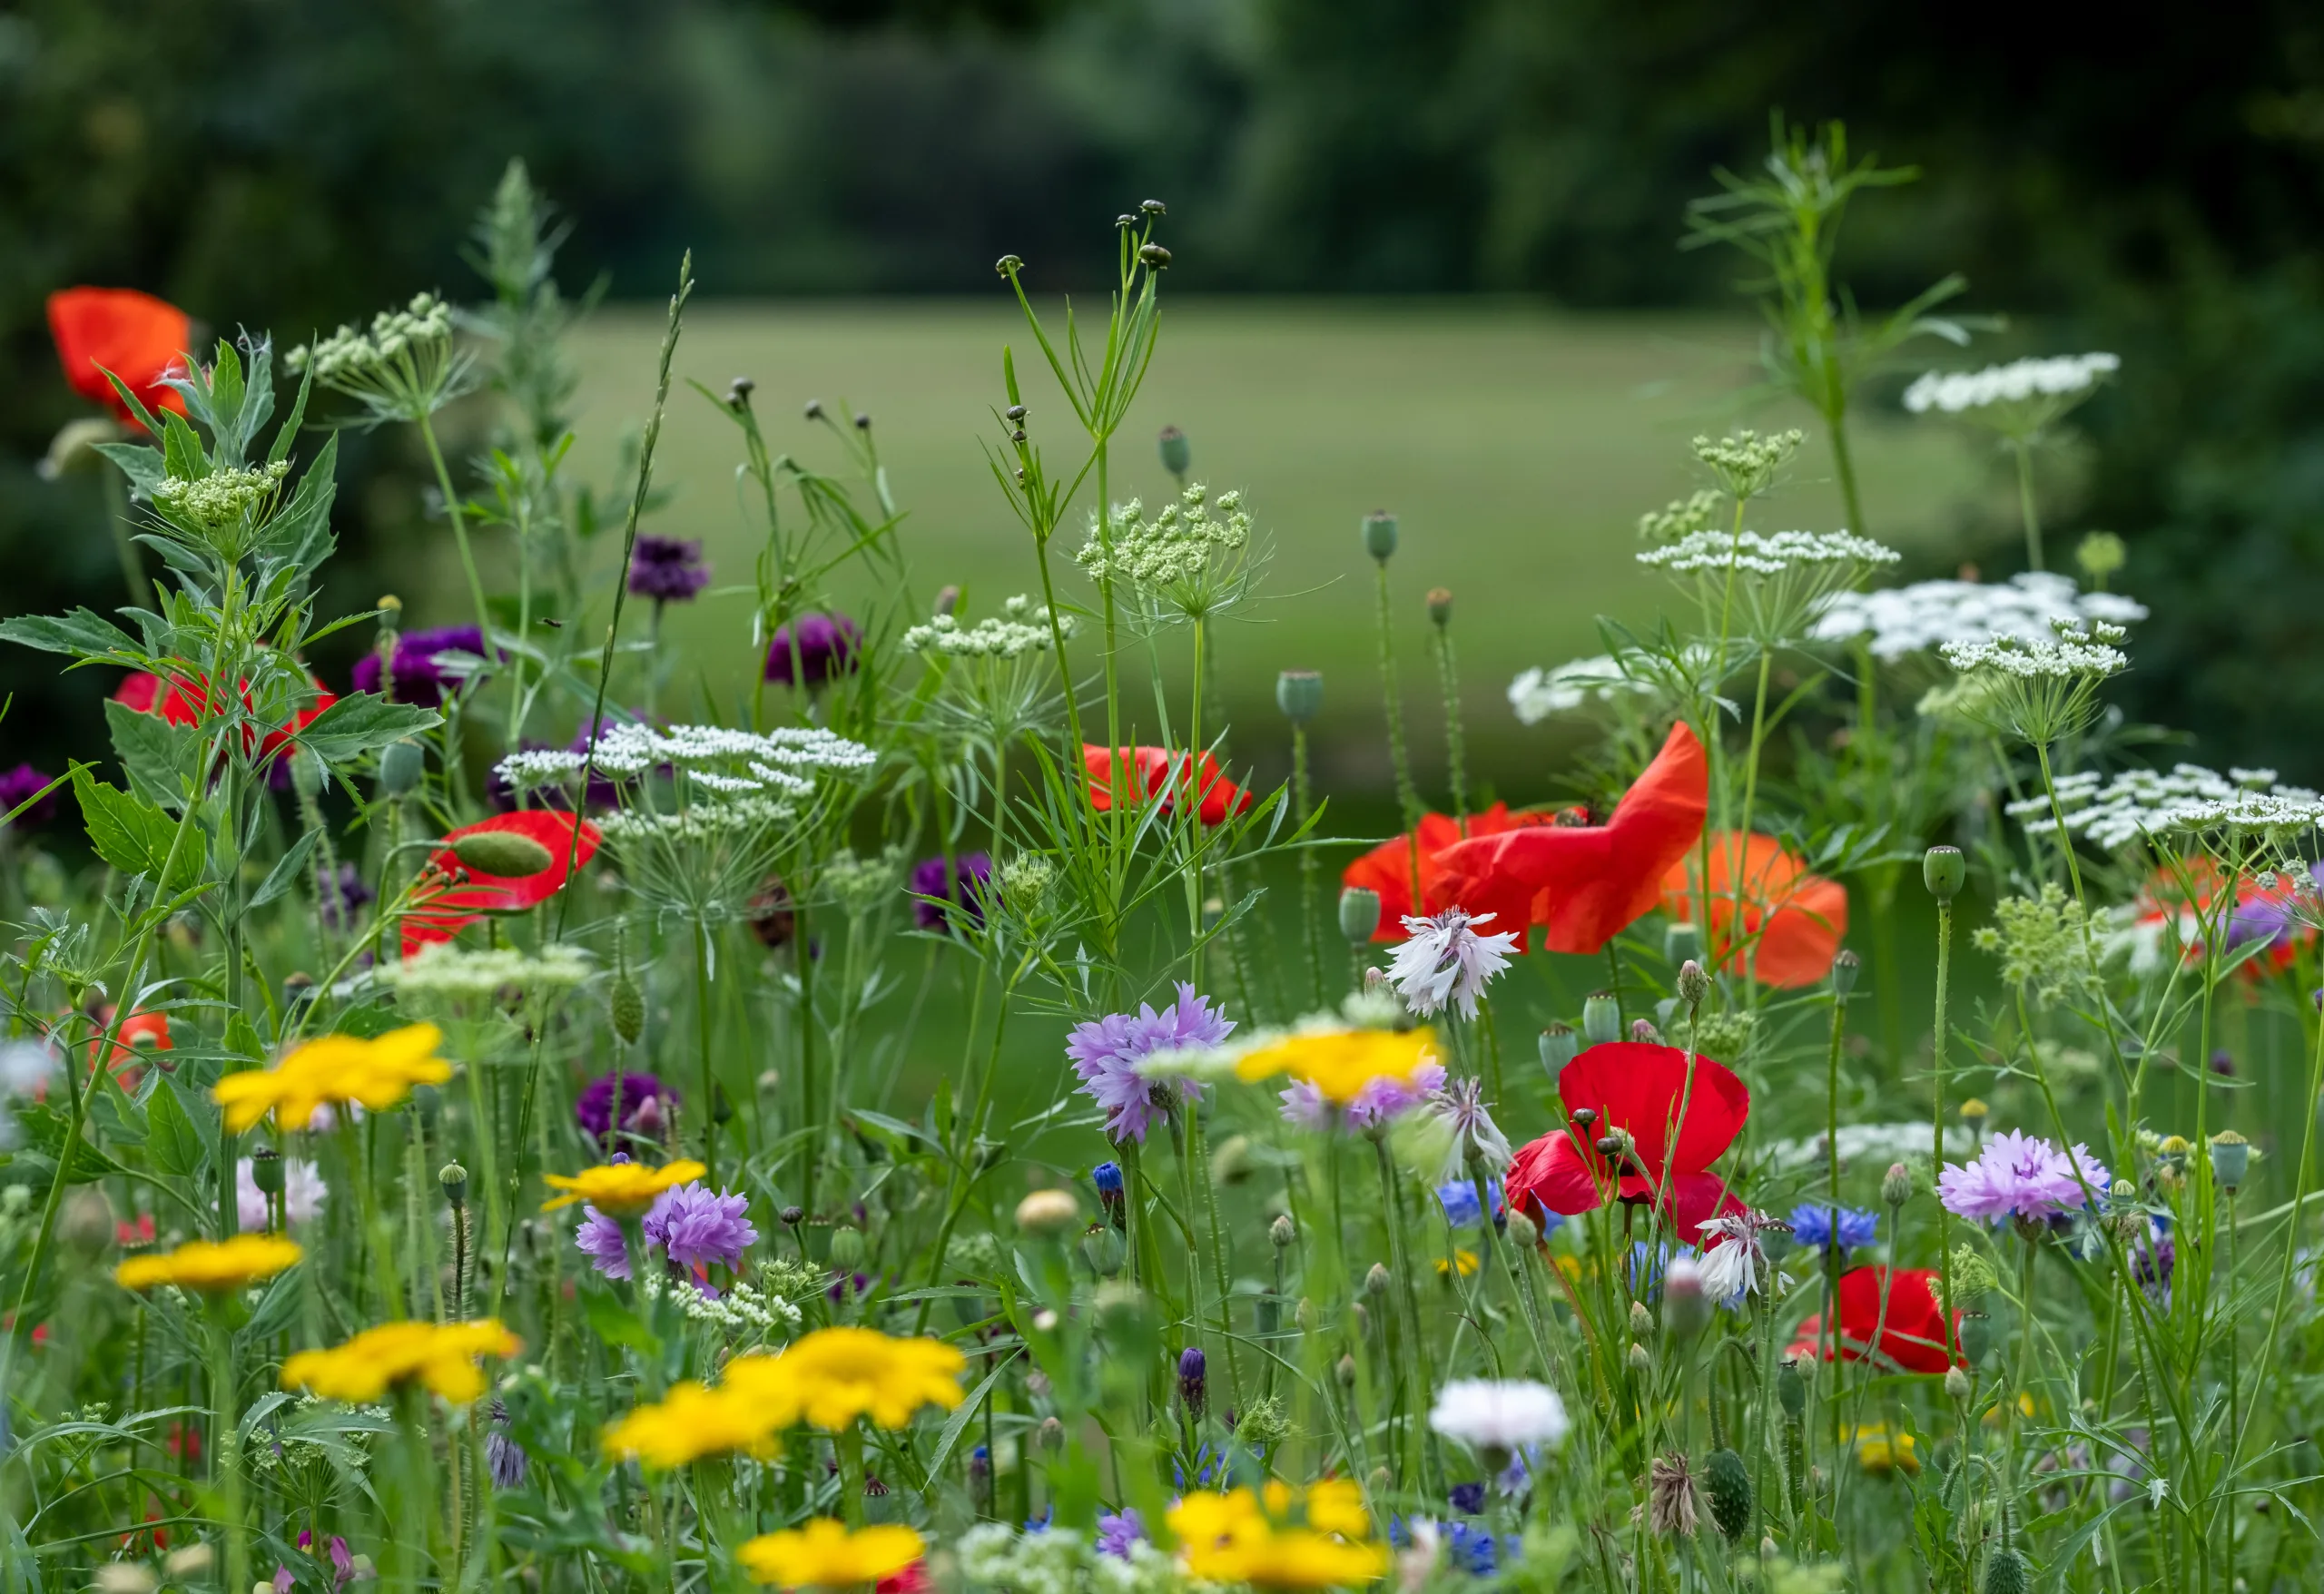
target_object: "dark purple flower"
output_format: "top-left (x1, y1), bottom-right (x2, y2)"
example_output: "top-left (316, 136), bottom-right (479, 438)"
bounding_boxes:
top-left (910, 852), bottom-right (992, 931)
top-left (1449, 1481), bottom-right (1488, 1515)
top-left (487, 1400), bottom-right (528, 1489)
top-left (764, 613), bottom-right (862, 686)
top-left (628, 535), bottom-right (712, 603)
top-left (1093, 1159), bottom-right (1125, 1227)
top-left (317, 861), bottom-right (373, 931)
top-left (1095, 1510), bottom-right (1146, 1560)
top-left (576, 1070), bottom-right (679, 1146)
top-left (1177, 1345), bottom-right (1206, 1416)
top-left (0, 764), bottom-right (58, 826)
top-left (1066, 984), bottom-right (1234, 1145)
top-left (353, 625), bottom-right (491, 710)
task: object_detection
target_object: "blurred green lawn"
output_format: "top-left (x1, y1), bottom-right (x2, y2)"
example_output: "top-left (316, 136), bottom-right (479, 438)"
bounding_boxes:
top-left (560, 298), bottom-right (1993, 793)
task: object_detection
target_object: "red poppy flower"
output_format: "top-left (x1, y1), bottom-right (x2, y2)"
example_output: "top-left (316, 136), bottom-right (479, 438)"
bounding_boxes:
top-left (87, 1005), bottom-right (171, 1088)
top-left (1788, 1265), bottom-right (1961, 1374)
top-left (878, 1563), bottom-right (931, 1594)
top-left (117, 1212), bottom-right (157, 1247)
top-left (1082, 745), bottom-right (1253, 826)
top-left (2130, 858), bottom-right (2313, 979)
top-left (1660, 831), bottom-right (1846, 988)
top-left (113, 664), bottom-right (338, 767)
top-left (401, 811), bottom-right (602, 955)
top-left (1505, 1040), bottom-right (1749, 1237)
top-left (1340, 804), bottom-right (1563, 940)
top-left (46, 288), bottom-right (190, 426)
top-left (1428, 722), bottom-right (1709, 955)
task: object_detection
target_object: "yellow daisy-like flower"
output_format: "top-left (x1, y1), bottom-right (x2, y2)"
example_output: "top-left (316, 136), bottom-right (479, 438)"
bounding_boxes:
top-left (115, 1234), bottom-right (302, 1294)
top-left (1170, 1485), bottom-right (1385, 1589)
top-left (1434, 1249), bottom-right (1480, 1279)
top-left (736, 1520), bottom-right (924, 1589)
top-left (212, 1023), bottom-right (452, 1133)
top-left (603, 1381), bottom-right (782, 1468)
top-left (539, 1158), bottom-right (708, 1215)
top-left (1234, 1028), bottom-right (1436, 1106)
top-left (1847, 1423), bottom-right (1921, 1477)
top-left (720, 1326), bottom-right (967, 1431)
top-left (281, 1319), bottom-right (520, 1403)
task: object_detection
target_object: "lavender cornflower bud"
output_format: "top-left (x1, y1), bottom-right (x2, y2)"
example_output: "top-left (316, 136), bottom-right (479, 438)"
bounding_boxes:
top-left (1276, 669), bottom-right (1324, 725)
top-left (1881, 1162), bottom-right (1914, 1208)
top-left (1177, 1347), bottom-right (1207, 1417)
top-left (1361, 510), bottom-right (1399, 563)
top-left (1676, 959), bottom-right (1710, 1009)
top-left (1830, 950), bottom-right (1861, 999)
top-left (1157, 425), bottom-right (1191, 477)
top-left (1538, 1023), bottom-right (1579, 1082)
top-left (1924, 846), bottom-right (1965, 903)
top-left (1630, 1018), bottom-right (1661, 1044)
top-left (487, 1400), bottom-right (528, 1489)
top-left (1339, 887), bottom-right (1381, 943)
top-left (1581, 991), bottom-right (1621, 1046)
top-left (1269, 1215), bottom-right (1296, 1250)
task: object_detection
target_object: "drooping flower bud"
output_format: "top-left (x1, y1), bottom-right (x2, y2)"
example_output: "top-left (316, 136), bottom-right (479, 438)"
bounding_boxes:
top-left (1276, 669), bottom-right (1324, 725)
top-left (1581, 991), bottom-right (1621, 1046)
top-left (379, 739), bottom-right (426, 797)
top-left (1538, 1023), bottom-right (1579, 1083)
top-left (1924, 845), bottom-right (1965, 903)
top-left (1338, 887), bottom-right (1382, 944)
top-left (1361, 510), bottom-right (1399, 563)
top-left (1157, 425), bottom-right (1191, 477)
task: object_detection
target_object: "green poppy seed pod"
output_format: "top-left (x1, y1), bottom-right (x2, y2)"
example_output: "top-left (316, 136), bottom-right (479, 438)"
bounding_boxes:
top-left (2211, 1130), bottom-right (2251, 1190)
top-left (1663, 921), bottom-right (1701, 969)
top-left (1364, 1262), bottom-right (1392, 1298)
top-left (1338, 887), bottom-right (1382, 945)
top-left (1276, 669), bottom-right (1324, 725)
top-left (1776, 1358), bottom-right (1806, 1418)
top-left (1015, 1188), bottom-right (1079, 1239)
top-left (1361, 510), bottom-right (1399, 563)
top-left (1982, 1547), bottom-right (2030, 1594)
top-left (1082, 1222), bottom-right (1126, 1276)
top-left (1881, 1161), bottom-right (1915, 1208)
top-left (449, 831), bottom-right (556, 878)
top-left (609, 970), bottom-right (645, 1047)
top-left (379, 739), bottom-right (425, 797)
top-left (1704, 1447), bottom-right (1752, 1541)
top-left (1157, 425), bottom-right (1191, 477)
top-left (1538, 1023), bottom-right (1579, 1084)
top-left (1270, 1214), bottom-right (1297, 1251)
top-left (439, 1162), bottom-right (468, 1209)
top-left (1424, 587), bottom-right (1452, 629)
top-left (1831, 949), bottom-right (1861, 999)
top-left (1581, 991), bottom-right (1622, 1046)
top-left (827, 1225), bottom-right (865, 1270)
top-left (1676, 959), bottom-right (1711, 1009)
top-left (1945, 1366), bottom-right (1973, 1402)
top-left (1959, 1312), bottom-right (1993, 1364)
top-left (251, 1147), bottom-right (286, 1196)
top-left (1924, 845), bottom-right (1965, 903)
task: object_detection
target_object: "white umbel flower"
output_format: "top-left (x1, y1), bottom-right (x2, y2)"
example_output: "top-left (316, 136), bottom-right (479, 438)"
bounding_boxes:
top-left (1904, 353), bottom-right (2119, 416)
top-left (1429, 1379), bottom-right (1571, 1452)
top-left (1387, 909), bottom-right (1519, 1019)
top-left (1506, 654), bottom-right (1660, 725)
top-left (1813, 572), bottom-right (2148, 663)
top-left (2009, 763), bottom-right (2324, 850)
top-left (1638, 529), bottom-right (1900, 577)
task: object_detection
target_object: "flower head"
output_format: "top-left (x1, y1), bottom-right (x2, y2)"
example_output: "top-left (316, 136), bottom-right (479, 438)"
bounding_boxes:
top-left (1506, 1041), bottom-right (1749, 1239)
top-left (1428, 1379), bottom-right (1571, 1454)
top-left (910, 852), bottom-right (992, 931)
top-left (351, 625), bottom-right (490, 710)
top-left (1787, 1204), bottom-right (1878, 1252)
top-left (1168, 1482), bottom-right (1385, 1589)
top-left (541, 1158), bottom-right (708, 1216)
top-left (1385, 910), bottom-right (1518, 1019)
top-left (1788, 1266), bottom-right (1961, 1374)
top-left (212, 1024), bottom-right (452, 1133)
top-left (116, 1235), bottom-right (301, 1295)
top-left (47, 287), bottom-right (189, 423)
top-left (1066, 983), bottom-right (1234, 1144)
top-left (1096, 1510), bottom-right (1147, 1560)
top-left (720, 1327), bottom-right (967, 1430)
top-left (0, 765), bottom-right (60, 827)
top-left (1937, 1129), bottom-right (2109, 1225)
top-left (628, 536), bottom-right (712, 602)
top-left (576, 1071), bottom-right (681, 1147)
top-left (1236, 1027), bottom-right (1437, 1109)
top-left (1660, 831), bottom-right (1846, 989)
top-left (403, 811), bottom-right (601, 956)
top-left (237, 1156), bottom-right (327, 1230)
top-left (605, 1379), bottom-right (784, 1467)
top-left (1083, 745), bottom-right (1253, 826)
top-left (1903, 353), bottom-right (2119, 429)
top-left (1813, 572), bottom-right (2146, 663)
top-left (281, 1320), bottom-right (520, 1403)
top-left (764, 614), bottom-right (862, 686)
top-left (737, 1520), bottom-right (925, 1589)
top-left (1695, 1207), bottom-right (1785, 1305)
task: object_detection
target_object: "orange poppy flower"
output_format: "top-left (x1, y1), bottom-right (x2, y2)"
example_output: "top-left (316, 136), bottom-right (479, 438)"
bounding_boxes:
top-left (113, 664), bottom-right (338, 767)
top-left (1082, 745), bottom-right (1253, 826)
top-left (1339, 803), bottom-right (1561, 941)
top-left (46, 288), bottom-right (190, 426)
top-left (1660, 831), bottom-right (1846, 988)
top-left (1417, 722), bottom-right (1709, 955)
top-left (401, 811), bottom-right (602, 955)
top-left (88, 1006), bottom-right (172, 1088)
top-left (2129, 858), bottom-right (2314, 979)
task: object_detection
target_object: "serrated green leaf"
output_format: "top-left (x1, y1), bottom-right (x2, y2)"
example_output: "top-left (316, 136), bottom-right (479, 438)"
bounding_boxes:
top-left (74, 767), bottom-right (201, 891)
top-left (256, 432), bottom-right (338, 572)
top-left (581, 1290), bottom-right (662, 1357)
top-left (0, 608), bottom-right (143, 661)
top-left (93, 440), bottom-right (168, 503)
top-left (250, 831), bottom-right (320, 910)
top-left (160, 408), bottom-right (206, 484)
top-left (291, 689), bottom-right (440, 766)
top-left (144, 1077), bottom-right (208, 1179)
top-left (106, 698), bottom-right (199, 809)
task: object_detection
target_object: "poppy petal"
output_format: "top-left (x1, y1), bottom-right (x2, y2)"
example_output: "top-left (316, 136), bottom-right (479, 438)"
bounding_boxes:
top-left (403, 811), bottom-right (601, 955)
top-left (1506, 1129), bottom-right (1604, 1219)
top-left (46, 288), bottom-right (191, 425)
top-left (1556, 1040), bottom-right (1748, 1186)
top-left (1662, 831), bottom-right (1848, 988)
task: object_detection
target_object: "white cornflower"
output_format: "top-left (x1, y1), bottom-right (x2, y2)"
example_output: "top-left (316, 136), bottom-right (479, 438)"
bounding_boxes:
top-left (1387, 909), bottom-right (1519, 1019)
top-left (1695, 1209), bottom-right (1784, 1305)
top-left (1426, 1075), bottom-right (1512, 1177)
top-left (1507, 654), bottom-right (1659, 726)
top-left (2007, 763), bottom-right (2324, 850)
top-left (1638, 529), bottom-right (1900, 577)
top-left (1428, 1379), bottom-right (1572, 1453)
top-left (1813, 572), bottom-right (2148, 663)
top-left (1903, 353), bottom-right (2120, 417)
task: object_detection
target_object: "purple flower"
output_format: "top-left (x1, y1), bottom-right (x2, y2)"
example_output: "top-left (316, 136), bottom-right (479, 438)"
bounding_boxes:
top-left (1448, 1481), bottom-right (1487, 1515)
top-left (910, 852), bottom-right (992, 930)
top-left (575, 1180), bottom-right (756, 1284)
top-left (487, 1401), bottom-right (528, 1490)
top-left (1177, 1346), bottom-right (1207, 1415)
top-left (1787, 1204), bottom-right (1879, 1252)
top-left (353, 625), bottom-right (490, 710)
top-left (0, 764), bottom-right (58, 826)
top-left (1937, 1129), bottom-right (2110, 1225)
top-left (1066, 984), bottom-right (1235, 1144)
top-left (576, 1071), bottom-right (680, 1146)
top-left (575, 1206), bottom-right (632, 1279)
top-left (317, 861), bottom-right (373, 931)
top-left (764, 613), bottom-right (862, 686)
top-left (1278, 1060), bottom-right (1446, 1131)
top-left (628, 535), bottom-right (711, 603)
top-left (1095, 1509), bottom-right (1147, 1560)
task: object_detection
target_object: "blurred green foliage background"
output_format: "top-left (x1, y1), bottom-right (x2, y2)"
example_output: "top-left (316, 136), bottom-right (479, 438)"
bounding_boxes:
top-left (3, 0), bottom-right (2322, 777)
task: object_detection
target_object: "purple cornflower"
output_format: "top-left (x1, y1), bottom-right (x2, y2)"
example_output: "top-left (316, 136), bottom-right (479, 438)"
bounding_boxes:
top-left (575, 1180), bottom-right (755, 1284)
top-left (1095, 1508), bottom-right (1147, 1560)
top-left (487, 1400), bottom-right (528, 1489)
top-left (1448, 1481), bottom-right (1487, 1514)
top-left (764, 613), bottom-right (862, 686)
top-left (1787, 1204), bottom-right (1879, 1253)
top-left (353, 625), bottom-right (490, 710)
top-left (910, 852), bottom-right (992, 931)
top-left (0, 764), bottom-right (59, 826)
top-left (317, 861), bottom-right (374, 931)
top-left (627, 535), bottom-right (711, 603)
top-left (1937, 1129), bottom-right (2110, 1225)
top-left (1278, 1059), bottom-right (1447, 1131)
top-left (2132, 1216), bottom-right (2174, 1299)
top-left (1177, 1346), bottom-right (1207, 1416)
top-left (576, 1070), bottom-right (680, 1147)
top-left (1065, 983), bottom-right (1235, 1144)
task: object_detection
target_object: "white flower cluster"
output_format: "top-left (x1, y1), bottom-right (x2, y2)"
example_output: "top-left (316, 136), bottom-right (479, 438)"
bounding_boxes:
top-left (1428, 1378), bottom-right (1571, 1451)
top-left (495, 723), bottom-right (877, 801)
top-left (1813, 572), bottom-right (2149, 663)
top-left (1076, 484), bottom-right (1250, 589)
top-left (376, 942), bottom-right (593, 1001)
top-left (904, 595), bottom-right (1078, 658)
top-left (596, 795), bottom-right (799, 844)
top-left (1903, 353), bottom-right (2121, 416)
top-left (957, 1524), bottom-right (1181, 1594)
top-left (153, 460), bottom-right (291, 533)
top-left (637, 1269), bottom-right (802, 1339)
top-left (1765, 1121), bottom-right (1970, 1171)
top-left (1507, 654), bottom-right (1661, 725)
top-left (286, 293), bottom-right (457, 385)
top-left (1938, 621), bottom-right (2128, 681)
top-left (2012, 763), bottom-right (2324, 850)
top-left (1639, 529), bottom-right (1901, 577)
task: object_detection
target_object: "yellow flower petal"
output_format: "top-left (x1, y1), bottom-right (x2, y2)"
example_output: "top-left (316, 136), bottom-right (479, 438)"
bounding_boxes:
top-left (114, 1235), bottom-right (302, 1294)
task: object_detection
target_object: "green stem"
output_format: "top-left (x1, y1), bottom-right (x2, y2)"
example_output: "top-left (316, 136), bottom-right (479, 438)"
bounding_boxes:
top-left (418, 414), bottom-right (496, 654)
top-left (1292, 723), bottom-right (1324, 1009)
top-left (210, 1315), bottom-right (249, 1594)
top-left (2012, 436), bottom-right (2044, 573)
top-left (1433, 622), bottom-right (1469, 826)
top-left (694, 916), bottom-right (720, 1183)
top-left (1374, 562), bottom-right (1423, 896)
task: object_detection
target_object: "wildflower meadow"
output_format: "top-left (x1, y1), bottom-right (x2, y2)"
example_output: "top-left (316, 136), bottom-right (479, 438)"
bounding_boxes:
top-left (10, 129), bottom-right (2324, 1594)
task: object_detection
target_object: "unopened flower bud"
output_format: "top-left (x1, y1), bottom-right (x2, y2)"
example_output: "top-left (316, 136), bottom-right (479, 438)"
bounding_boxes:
top-left (1335, 1353), bottom-right (1358, 1388)
top-left (379, 739), bottom-right (425, 797)
top-left (1361, 510), bottom-right (1399, 563)
top-left (2211, 1130), bottom-right (2251, 1190)
top-left (1157, 425), bottom-right (1191, 477)
top-left (1137, 242), bottom-right (1171, 270)
top-left (449, 830), bottom-right (556, 878)
top-left (1664, 921), bottom-right (1701, 969)
top-left (1830, 950), bottom-right (1861, 999)
top-left (1276, 669), bottom-right (1324, 725)
top-left (1881, 1162), bottom-right (1915, 1208)
top-left (1568, 1107), bottom-right (1598, 1134)
top-left (1924, 846), bottom-right (1965, 903)
top-left (780, 1205), bottom-right (805, 1226)
top-left (1295, 1296), bottom-right (1316, 1331)
top-left (1338, 887), bottom-right (1382, 944)
top-left (1959, 1097), bottom-right (1990, 1131)
top-left (1505, 1209), bottom-right (1538, 1247)
top-left (1177, 1346), bottom-right (1207, 1415)
top-left (1675, 959), bottom-right (1711, 1009)
top-left (1270, 1214), bottom-right (1297, 1250)
top-left (1538, 1023), bottom-right (1578, 1082)
top-left (1630, 1018), bottom-right (1661, 1044)
top-left (439, 1163), bottom-right (468, 1209)
top-left (1630, 1300), bottom-right (1653, 1337)
top-left (1365, 1263), bottom-right (1391, 1297)
top-left (1581, 991), bottom-right (1621, 1046)
top-left (1424, 587), bottom-right (1452, 628)
top-left (1015, 1188), bottom-right (1079, 1238)
top-left (1628, 1341), bottom-right (1650, 1373)
top-left (1039, 1415), bottom-right (1065, 1452)
top-left (1945, 1366), bottom-right (1973, 1401)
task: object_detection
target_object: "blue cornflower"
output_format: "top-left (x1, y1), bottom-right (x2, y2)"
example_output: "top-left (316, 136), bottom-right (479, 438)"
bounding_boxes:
top-left (1437, 1179), bottom-right (1504, 1229)
top-left (1787, 1203), bottom-right (1879, 1253)
top-left (1445, 1523), bottom-right (1497, 1576)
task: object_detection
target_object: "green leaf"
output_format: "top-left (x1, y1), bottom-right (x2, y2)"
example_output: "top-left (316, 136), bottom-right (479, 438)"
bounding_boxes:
top-left (331, 1003), bottom-right (405, 1040)
top-left (581, 1290), bottom-right (662, 1357)
top-left (256, 431), bottom-right (339, 571)
top-left (93, 440), bottom-right (168, 503)
top-left (144, 1077), bottom-right (208, 1179)
top-left (291, 689), bottom-right (441, 766)
top-left (927, 1345), bottom-right (1020, 1481)
top-left (160, 408), bottom-right (206, 484)
top-left (106, 698), bottom-right (199, 808)
top-left (250, 831), bottom-right (320, 910)
top-left (73, 767), bottom-right (200, 891)
top-left (0, 607), bottom-right (142, 661)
